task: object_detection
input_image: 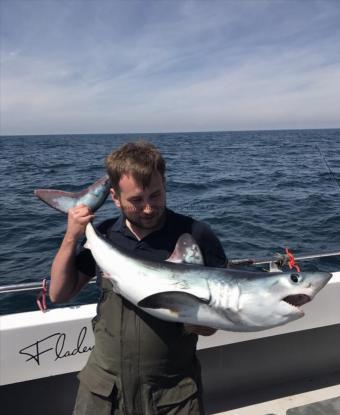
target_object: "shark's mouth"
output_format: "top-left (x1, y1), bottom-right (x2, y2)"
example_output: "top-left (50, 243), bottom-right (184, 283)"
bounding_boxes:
top-left (282, 294), bottom-right (311, 309)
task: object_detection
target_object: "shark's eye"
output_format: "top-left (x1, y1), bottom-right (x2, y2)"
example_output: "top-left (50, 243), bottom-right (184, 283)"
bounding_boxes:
top-left (291, 273), bottom-right (302, 283)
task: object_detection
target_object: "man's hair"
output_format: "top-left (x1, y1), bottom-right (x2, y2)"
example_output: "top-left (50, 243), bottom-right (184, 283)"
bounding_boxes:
top-left (105, 141), bottom-right (166, 194)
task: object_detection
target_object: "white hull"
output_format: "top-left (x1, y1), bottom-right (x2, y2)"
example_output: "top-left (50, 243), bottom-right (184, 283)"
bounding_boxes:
top-left (1, 272), bottom-right (340, 414)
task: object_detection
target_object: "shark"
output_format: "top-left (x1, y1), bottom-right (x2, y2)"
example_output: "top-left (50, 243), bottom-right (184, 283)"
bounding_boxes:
top-left (35, 176), bottom-right (332, 332)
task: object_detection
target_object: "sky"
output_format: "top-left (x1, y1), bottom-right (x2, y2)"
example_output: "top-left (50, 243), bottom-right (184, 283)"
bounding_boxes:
top-left (1, 0), bottom-right (340, 135)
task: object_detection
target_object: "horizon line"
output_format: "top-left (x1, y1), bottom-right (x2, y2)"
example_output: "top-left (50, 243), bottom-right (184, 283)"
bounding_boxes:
top-left (1, 126), bottom-right (340, 138)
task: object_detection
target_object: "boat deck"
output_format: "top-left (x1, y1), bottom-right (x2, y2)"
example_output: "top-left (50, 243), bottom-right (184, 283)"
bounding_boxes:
top-left (2, 369), bottom-right (339, 414)
top-left (212, 372), bottom-right (340, 414)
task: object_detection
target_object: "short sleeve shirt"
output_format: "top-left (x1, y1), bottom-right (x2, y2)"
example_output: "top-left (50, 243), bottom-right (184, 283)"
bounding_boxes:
top-left (76, 208), bottom-right (227, 277)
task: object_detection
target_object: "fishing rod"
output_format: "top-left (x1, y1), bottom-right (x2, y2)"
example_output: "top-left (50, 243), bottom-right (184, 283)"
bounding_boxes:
top-left (228, 249), bottom-right (340, 267)
top-left (316, 145), bottom-right (340, 191)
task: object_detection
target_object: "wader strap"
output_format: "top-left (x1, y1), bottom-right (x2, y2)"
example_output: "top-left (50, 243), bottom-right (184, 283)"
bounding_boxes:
top-left (100, 275), bottom-right (115, 291)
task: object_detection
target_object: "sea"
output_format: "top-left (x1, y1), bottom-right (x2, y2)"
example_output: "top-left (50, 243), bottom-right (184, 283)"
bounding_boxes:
top-left (1, 129), bottom-right (340, 315)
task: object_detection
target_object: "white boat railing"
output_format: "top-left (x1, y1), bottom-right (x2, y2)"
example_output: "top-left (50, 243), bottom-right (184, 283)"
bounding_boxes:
top-left (0, 278), bottom-right (97, 294)
top-left (1, 247), bottom-right (339, 294)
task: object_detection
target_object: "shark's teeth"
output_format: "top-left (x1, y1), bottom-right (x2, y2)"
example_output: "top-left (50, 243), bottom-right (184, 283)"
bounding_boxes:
top-left (283, 294), bottom-right (311, 308)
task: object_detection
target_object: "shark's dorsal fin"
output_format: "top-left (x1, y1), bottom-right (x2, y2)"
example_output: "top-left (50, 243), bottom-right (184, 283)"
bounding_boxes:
top-left (166, 234), bottom-right (204, 265)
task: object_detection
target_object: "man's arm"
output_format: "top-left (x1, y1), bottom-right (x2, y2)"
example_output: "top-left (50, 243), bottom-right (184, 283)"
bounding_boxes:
top-left (49, 205), bottom-right (94, 303)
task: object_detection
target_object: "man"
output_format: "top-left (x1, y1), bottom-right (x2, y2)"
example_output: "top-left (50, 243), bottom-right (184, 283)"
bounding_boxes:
top-left (50, 141), bottom-right (227, 415)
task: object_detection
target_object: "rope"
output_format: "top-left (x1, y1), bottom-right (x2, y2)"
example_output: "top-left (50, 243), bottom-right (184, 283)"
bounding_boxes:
top-left (285, 248), bottom-right (301, 272)
top-left (36, 278), bottom-right (48, 312)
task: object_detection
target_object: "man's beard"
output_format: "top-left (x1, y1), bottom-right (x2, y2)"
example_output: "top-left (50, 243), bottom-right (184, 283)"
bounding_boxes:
top-left (121, 206), bottom-right (166, 230)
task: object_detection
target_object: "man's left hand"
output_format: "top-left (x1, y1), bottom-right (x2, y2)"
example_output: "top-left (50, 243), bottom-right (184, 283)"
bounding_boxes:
top-left (184, 324), bottom-right (217, 336)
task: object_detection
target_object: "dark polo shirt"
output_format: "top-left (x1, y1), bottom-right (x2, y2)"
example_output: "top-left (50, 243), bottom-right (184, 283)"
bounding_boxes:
top-left (76, 208), bottom-right (226, 276)
top-left (75, 209), bottom-right (226, 410)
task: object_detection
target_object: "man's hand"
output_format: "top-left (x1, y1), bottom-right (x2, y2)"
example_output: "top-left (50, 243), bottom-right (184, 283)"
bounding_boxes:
top-left (184, 324), bottom-right (217, 336)
top-left (66, 204), bottom-right (95, 241)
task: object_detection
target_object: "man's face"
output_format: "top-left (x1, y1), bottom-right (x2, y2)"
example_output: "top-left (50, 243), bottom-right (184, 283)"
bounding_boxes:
top-left (111, 171), bottom-right (166, 230)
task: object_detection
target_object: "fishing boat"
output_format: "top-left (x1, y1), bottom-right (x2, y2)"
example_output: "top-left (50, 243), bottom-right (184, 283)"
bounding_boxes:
top-left (2, 173), bottom-right (340, 413)
top-left (1, 260), bottom-right (340, 414)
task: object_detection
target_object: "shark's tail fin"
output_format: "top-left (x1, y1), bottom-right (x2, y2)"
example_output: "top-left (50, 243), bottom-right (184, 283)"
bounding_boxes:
top-left (34, 175), bottom-right (110, 214)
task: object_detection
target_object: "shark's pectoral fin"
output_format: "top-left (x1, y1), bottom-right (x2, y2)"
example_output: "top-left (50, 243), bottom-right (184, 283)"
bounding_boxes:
top-left (138, 291), bottom-right (208, 314)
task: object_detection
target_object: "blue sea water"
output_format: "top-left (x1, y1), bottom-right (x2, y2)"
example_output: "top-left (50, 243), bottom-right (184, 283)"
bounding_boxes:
top-left (1, 129), bottom-right (340, 315)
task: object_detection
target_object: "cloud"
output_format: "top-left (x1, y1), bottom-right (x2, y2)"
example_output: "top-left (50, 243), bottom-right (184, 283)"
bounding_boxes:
top-left (1, 0), bottom-right (340, 134)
